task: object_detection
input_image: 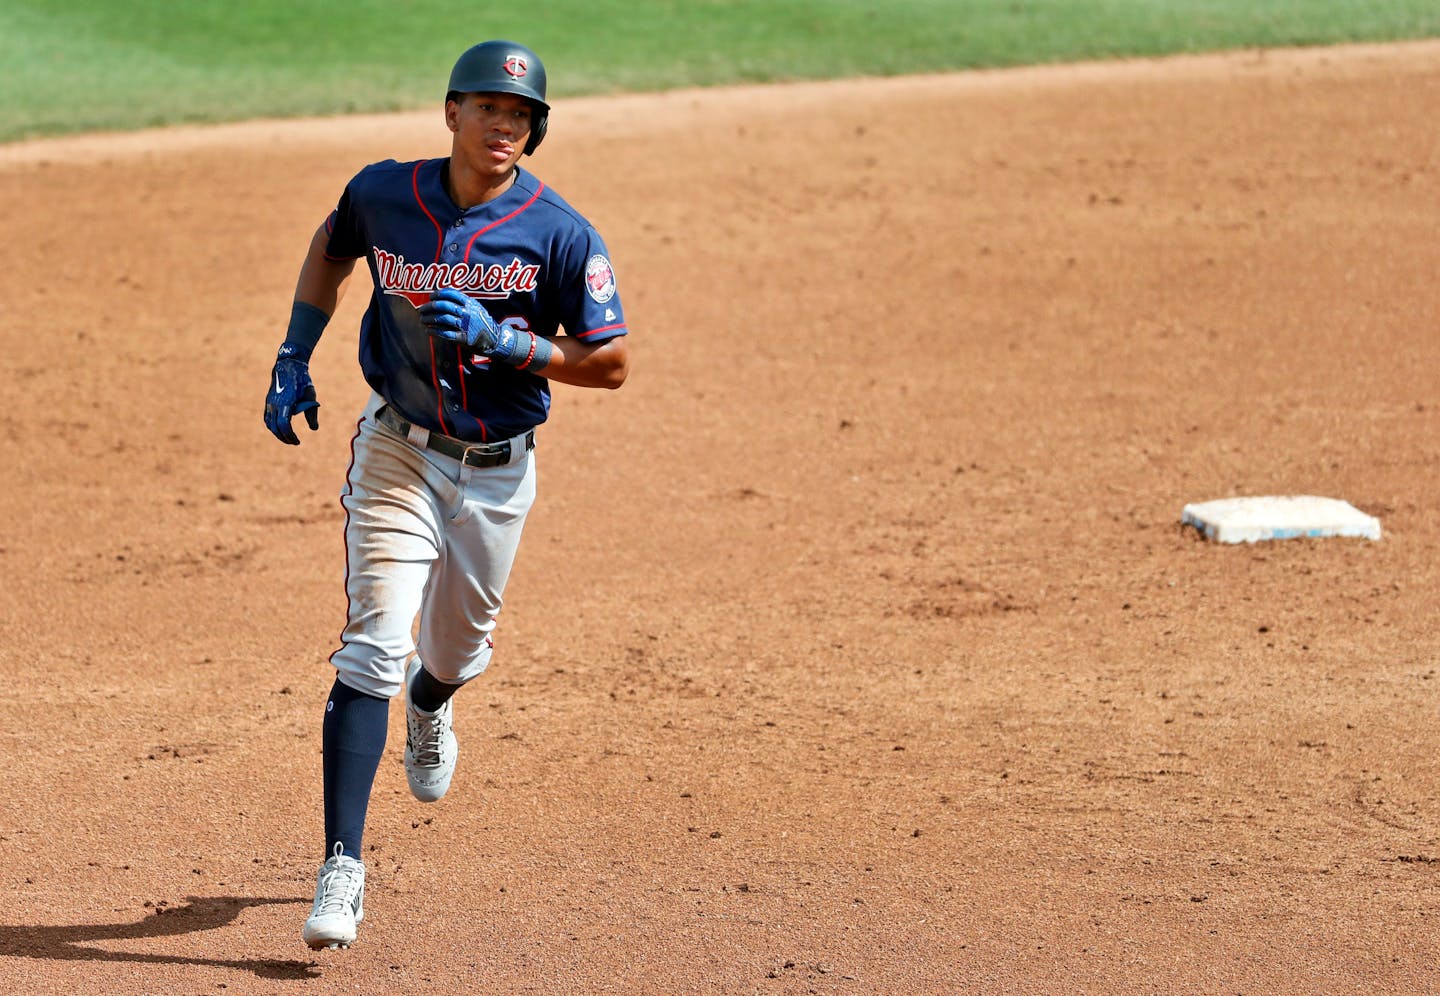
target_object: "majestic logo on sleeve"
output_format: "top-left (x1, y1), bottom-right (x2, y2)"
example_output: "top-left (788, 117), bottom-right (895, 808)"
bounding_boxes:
top-left (374, 248), bottom-right (539, 306)
top-left (584, 254), bottom-right (616, 303)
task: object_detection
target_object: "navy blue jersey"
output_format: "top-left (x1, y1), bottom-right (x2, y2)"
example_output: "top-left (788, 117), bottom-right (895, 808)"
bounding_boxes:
top-left (324, 160), bottom-right (627, 441)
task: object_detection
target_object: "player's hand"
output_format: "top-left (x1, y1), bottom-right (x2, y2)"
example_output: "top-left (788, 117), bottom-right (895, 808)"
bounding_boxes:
top-left (264, 351), bottom-right (321, 445)
top-left (418, 289), bottom-right (507, 354)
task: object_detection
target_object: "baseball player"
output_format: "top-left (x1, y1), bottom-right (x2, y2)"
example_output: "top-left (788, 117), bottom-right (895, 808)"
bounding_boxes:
top-left (262, 39), bottom-right (630, 950)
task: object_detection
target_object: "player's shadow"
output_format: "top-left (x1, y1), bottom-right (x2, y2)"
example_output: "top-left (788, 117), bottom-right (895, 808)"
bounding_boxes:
top-left (0, 895), bottom-right (318, 980)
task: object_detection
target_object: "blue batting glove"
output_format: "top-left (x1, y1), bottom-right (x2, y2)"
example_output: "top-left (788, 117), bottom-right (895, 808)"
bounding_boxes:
top-left (418, 288), bottom-right (505, 353)
top-left (264, 346), bottom-right (320, 445)
top-left (417, 289), bottom-right (550, 368)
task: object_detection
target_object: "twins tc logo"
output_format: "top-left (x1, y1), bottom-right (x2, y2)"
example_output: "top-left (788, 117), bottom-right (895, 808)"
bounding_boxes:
top-left (503, 55), bottom-right (528, 79)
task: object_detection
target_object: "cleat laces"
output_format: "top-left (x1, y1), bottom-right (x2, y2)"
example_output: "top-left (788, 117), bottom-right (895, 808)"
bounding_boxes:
top-left (316, 853), bottom-right (363, 916)
top-left (410, 707), bottom-right (449, 766)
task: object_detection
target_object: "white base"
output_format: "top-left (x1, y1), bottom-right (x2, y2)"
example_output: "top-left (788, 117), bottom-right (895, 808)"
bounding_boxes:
top-left (1182, 495), bottom-right (1381, 544)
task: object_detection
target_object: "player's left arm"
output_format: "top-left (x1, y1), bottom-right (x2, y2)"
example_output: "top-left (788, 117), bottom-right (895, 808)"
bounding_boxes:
top-left (419, 289), bottom-right (629, 389)
top-left (536, 227), bottom-right (629, 389)
top-left (531, 335), bottom-right (628, 389)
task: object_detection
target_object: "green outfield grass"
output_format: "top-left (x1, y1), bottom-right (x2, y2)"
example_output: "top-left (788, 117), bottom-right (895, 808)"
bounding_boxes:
top-left (1, 0), bottom-right (1437, 142)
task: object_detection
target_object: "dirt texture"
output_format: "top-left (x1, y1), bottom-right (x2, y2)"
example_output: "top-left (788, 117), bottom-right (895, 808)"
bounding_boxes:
top-left (2, 41), bottom-right (1439, 995)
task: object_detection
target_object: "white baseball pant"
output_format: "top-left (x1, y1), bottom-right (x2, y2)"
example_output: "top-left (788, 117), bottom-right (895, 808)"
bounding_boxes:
top-left (329, 392), bottom-right (537, 699)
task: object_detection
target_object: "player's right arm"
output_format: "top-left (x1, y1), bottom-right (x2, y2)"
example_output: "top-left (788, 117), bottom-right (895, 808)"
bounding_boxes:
top-left (263, 222), bottom-right (359, 445)
top-left (294, 220), bottom-right (358, 316)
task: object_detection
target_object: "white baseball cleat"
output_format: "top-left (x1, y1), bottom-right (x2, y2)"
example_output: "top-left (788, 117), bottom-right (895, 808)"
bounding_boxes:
top-left (302, 843), bottom-right (365, 950)
top-left (404, 657), bottom-right (459, 803)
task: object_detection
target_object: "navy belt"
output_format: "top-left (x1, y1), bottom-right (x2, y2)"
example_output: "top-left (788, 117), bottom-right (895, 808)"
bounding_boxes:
top-left (375, 404), bottom-right (534, 468)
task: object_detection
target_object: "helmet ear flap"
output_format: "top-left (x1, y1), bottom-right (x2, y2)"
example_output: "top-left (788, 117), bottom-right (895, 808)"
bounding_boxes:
top-left (525, 110), bottom-right (548, 155)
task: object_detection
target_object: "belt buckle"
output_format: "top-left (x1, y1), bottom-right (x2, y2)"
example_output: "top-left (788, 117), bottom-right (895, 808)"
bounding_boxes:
top-left (461, 440), bottom-right (509, 468)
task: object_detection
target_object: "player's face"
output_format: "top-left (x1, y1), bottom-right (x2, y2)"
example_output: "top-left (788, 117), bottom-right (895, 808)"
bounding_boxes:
top-left (447, 92), bottom-right (533, 178)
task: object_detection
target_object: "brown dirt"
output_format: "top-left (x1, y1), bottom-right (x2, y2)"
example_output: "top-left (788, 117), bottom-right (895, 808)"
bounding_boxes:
top-left (2, 40), bottom-right (1439, 995)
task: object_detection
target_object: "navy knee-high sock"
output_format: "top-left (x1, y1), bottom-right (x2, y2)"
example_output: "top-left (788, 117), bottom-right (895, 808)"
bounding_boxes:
top-left (322, 677), bottom-right (389, 862)
top-left (409, 663), bottom-right (463, 713)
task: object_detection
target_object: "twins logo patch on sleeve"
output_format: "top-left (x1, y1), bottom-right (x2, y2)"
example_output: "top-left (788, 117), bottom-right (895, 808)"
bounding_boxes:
top-left (585, 254), bottom-right (616, 303)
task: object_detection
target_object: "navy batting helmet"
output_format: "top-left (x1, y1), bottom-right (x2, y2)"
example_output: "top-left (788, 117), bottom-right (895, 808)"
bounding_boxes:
top-left (446, 40), bottom-right (549, 155)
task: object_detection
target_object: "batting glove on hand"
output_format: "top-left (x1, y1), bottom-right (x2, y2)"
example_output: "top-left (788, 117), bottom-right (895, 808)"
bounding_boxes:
top-left (264, 347), bottom-right (320, 445)
top-left (418, 288), bottom-right (508, 352)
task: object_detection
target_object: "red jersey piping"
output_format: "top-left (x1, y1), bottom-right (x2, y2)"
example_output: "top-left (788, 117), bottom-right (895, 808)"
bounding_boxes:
top-left (463, 181), bottom-right (545, 258)
top-left (412, 160), bottom-right (452, 434)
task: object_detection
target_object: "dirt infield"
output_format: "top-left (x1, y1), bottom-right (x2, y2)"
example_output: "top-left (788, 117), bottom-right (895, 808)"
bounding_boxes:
top-left (2, 40), bottom-right (1438, 994)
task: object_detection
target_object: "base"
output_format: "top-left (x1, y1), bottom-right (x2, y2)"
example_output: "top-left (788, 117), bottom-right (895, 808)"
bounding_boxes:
top-left (1181, 495), bottom-right (1381, 544)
